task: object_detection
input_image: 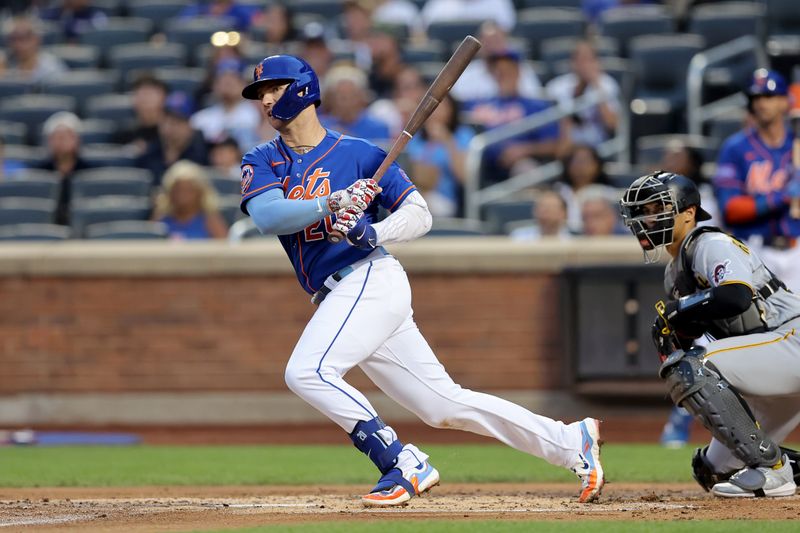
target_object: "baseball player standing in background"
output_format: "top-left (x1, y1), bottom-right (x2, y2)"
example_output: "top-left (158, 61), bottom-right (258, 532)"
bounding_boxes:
top-left (620, 171), bottom-right (800, 497)
top-left (712, 69), bottom-right (800, 292)
top-left (238, 55), bottom-right (604, 506)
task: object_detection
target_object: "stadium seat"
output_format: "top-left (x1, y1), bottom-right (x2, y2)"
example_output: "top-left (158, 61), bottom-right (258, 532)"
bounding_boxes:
top-left (108, 43), bottom-right (187, 80)
top-left (512, 8), bottom-right (585, 60)
top-left (292, 0), bottom-right (344, 19)
top-left (41, 70), bottom-right (118, 116)
top-left (127, 0), bottom-right (191, 32)
top-left (635, 134), bottom-right (719, 166)
top-left (210, 175), bottom-right (242, 196)
top-left (79, 17), bottom-right (154, 66)
top-left (0, 79), bottom-right (34, 98)
top-left (599, 5), bottom-right (674, 58)
top-left (218, 195), bottom-right (245, 227)
top-left (69, 196), bottom-right (152, 237)
top-left (427, 217), bottom-right (488, 237)
top-left (688, 2), bottom-right (765, 49)
top-left (84, 94), bottom-right (135, 122)
top-left (80, 144), bottom-right (139, 168)
top-left (413, 61), bottom-right (447, 84)
top-left (0, 223), bottom-right (71, 241)
top-left (604, 162), bottom-right (650, 189)
top-left (540, 36), bottom-right (620, 71)
top-left (707, 108), bottom-right (748, 143)
top-left (482, 201), bottom-right (535, 235)
top-left (0, 198), bottom-right (57, 225)
top-left (91, 0), bottom-right (126, 16)
top-left (0, 121), bottom-right (27, 145)
top-left (38, 20), bottom-right (65, 46)
top-left (629, 34), bottom-right (705, 107)
top-left (166, 17), bottom-right (234, 64)
top-left (402, 41), bottom-right (447, 64)
top-left (78, 119), bottom-right (117, 144)
top-left (85, 220), bottom-right (168, 240)
top-left (2, 145), bottom-right (47, 167)
top-left (45, 44), bottom-right (101, 69)
top-left (550, 55), bottom-right (631, 87)
top-left (764, 0), bottom-right (800, 36)
top-left (131, 67), bottom-right (207, 95)
top-left (628, 98), bottom-right (676, 154)
top-left (0, 175), bottom-right (60, 201)
top-left (427, 20), bottom-right (484, 48)
top-left (71, 170), bottom-right (153, 199)
top-left (0, 95), bottom-right (76, 144)
top-left (519, 0), bottom-right (581, 7)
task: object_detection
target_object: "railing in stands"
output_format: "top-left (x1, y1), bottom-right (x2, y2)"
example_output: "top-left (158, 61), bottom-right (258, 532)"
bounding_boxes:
top-left (686, 35), bottom-right (768, 137)
top-left (464, 91), bottom-right (629, 220)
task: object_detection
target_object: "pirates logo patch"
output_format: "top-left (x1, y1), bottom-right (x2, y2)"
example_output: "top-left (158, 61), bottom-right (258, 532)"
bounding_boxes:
top-left (241, 164), bottom-right (254, 194)
top-left (712, 260), bottom-right (732, 285)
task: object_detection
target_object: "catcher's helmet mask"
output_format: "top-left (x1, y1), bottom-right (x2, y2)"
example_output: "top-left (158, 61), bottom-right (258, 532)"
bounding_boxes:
top-left (242, 55), bottom-right (321, 121)
top-left (620, 171), bottom-right (712, 263)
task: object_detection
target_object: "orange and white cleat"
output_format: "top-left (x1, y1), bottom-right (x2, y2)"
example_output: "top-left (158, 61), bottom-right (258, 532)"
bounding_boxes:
top-left (572, 417), bottom-right (605, 503)
top-left (361, 461), bottom-right (440, 507)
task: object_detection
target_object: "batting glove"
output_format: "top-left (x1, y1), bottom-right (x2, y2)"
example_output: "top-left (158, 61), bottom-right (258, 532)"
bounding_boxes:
top-left (327, 178), bottom-right (382, 212)
top-left (332, 207), bottom-right (377, 250)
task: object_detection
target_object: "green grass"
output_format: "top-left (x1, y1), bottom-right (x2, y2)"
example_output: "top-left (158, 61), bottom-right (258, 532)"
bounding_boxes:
top-left (194, 522), bottom-right (800, 533)
top-left (0, 443), bottom-right (701, 487)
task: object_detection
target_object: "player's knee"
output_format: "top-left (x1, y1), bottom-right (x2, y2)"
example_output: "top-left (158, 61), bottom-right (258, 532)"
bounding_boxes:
top-left (418, 406), bottom-right (464, 430)
top-left (284, 361), bottom-right (315, 395)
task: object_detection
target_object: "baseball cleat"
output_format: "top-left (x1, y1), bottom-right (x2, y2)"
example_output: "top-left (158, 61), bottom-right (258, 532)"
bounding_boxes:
top-left (711, 455), bottom-right (797, 498)
top-left (572, 417), bottom-right (605, 503)
top-left (361, 461), bottom-right (440, 507)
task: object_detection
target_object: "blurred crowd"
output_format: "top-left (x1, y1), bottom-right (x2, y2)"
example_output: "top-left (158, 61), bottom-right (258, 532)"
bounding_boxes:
top-left (0, 0), bottom-right (793, 240)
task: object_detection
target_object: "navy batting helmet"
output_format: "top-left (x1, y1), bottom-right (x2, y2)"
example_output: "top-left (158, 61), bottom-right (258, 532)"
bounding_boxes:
top-left (745, 69), bottom-right (788, 114)
top-left (241, 55), bottom-right (321, 121)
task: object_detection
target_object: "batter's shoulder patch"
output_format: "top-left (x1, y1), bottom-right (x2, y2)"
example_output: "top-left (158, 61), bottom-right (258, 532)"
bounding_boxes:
top-left (712, 260), bottom-right (732, 285)
top-left (241, 164), bottom-right (254, 194)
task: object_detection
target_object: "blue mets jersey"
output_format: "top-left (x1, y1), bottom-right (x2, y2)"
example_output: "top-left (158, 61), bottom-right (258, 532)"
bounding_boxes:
top-left (240, 129), bottom-right (416, 294)
top-left (712, 126), bottom-right (800, 240)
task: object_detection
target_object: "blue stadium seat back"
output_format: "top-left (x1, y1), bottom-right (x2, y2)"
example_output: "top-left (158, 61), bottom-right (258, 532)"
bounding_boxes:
top-left (630, 34), bottom-right (705, 106)
top-left (71, 175), bottom-right (152, 200)
top-left (84, 94), bottom-right (135, 122)
top-left (635, 134), bottom-right (719, 167)
top-left (39, 19), bottom-right (65, 46)
top-left (2, 145), bottom-right (48, 167)
top-left (0, 79), bottom-right (35, 98)
top-left (69, 196), bottom-right (152, 236)
top-left (218, 194), bottom-right (245, 226)
top-left (540, 36), bottom-right (620, 71)
top-left (628, 98), bottom-right (676, 152)
top-left (80, 144), bottom-right (138, 168)
top-left (402, 41), bottom-right (447, 64)
top-left (78, 119), bottom-right (117, 144)
top-left (0, 198), bottom-right (57, 225)
top-left (85, 220), bottom-right (168, 240)
top-left (137, 67), bottom-right (207, 95)
top-left (292, 0), bottom-right (345, 19)
top-left (764, 0), bottom-right (800, 36)
top-left (599, 5), bottom-right (674, 57)
top-left (91, 0), bottom-right (126, 16)
top-left (0, 95), bottom-right (77, 142)
top-left (0, 175), bottom-right (60, 201)
top-left (41, 70), bottom-right (119, 115)
top-left (427, 20), bottom-right (484, 48)
top-left (165, 16), bottom-right (235, 64)
top-left (519, 0), bottom-right (582, 7)
top-left (688, 2), bottom-right (765, 49)
top-left (427, 217), bottom-right (488, 237)
top-left (483, 201), bottom-right (536, 235)
top-left (0, 121), bottom-right (27, 145)
top-left (78, 17), bottom-right (154, 65)
top-left (45, 44), bottom-right (102, 69)
top-left (513, 8), bottom-right (586, 59)
top-left (211, 176), bottom-right (243, 196)
top-left (127, 0), bottom-right (192, 33)
top-left (0, 223), bottom-right (71, 241)
top-left (604, 162), bottom-right (651, 189)
top-left (108, 42), bottom-right (187, 79)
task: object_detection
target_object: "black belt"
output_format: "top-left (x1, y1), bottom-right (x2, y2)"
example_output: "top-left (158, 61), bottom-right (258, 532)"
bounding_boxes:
top-left (758, 276), bottom-right (788, 299)
top-left (310, 247), bottom-right (390, 305)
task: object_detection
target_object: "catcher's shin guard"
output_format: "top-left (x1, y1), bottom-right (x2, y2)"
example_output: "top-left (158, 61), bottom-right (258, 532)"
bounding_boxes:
top-left (659, 347), bottom-right (781, 468)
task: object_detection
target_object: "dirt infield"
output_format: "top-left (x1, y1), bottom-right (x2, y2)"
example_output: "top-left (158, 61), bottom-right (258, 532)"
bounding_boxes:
top-left (2, 484), bottom-right (799, 532)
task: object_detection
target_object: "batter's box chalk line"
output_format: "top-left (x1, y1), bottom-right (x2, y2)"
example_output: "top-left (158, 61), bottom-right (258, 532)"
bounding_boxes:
top-left (358, 502), bottom-right (695, 513)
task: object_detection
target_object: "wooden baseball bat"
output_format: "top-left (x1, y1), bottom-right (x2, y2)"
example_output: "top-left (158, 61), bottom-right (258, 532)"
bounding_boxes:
top-left (328, 35), bottom-right (482, 244)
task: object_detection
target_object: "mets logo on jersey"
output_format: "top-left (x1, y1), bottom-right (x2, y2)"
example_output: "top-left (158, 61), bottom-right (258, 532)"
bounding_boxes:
top-left (712, 260), bottom-right (732, 285)
top-left (241, 164), bottom-right (254, 193)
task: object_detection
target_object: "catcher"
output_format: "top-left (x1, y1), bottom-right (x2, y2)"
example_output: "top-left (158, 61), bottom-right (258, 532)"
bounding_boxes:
top-left (620, 171), bottom-right (800, 497)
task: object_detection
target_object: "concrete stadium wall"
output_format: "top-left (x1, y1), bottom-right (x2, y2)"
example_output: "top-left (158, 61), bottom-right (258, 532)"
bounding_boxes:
top-left (0, 238), bottom-right (647, 424)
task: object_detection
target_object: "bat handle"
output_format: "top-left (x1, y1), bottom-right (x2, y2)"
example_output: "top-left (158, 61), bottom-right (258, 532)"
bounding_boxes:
top-left (328, 229), bottom-right (346, 244)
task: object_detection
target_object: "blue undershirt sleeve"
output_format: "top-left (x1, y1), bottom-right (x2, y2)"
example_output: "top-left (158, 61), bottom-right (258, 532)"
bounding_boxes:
top-left (246, 188), bottom-right (333, 235)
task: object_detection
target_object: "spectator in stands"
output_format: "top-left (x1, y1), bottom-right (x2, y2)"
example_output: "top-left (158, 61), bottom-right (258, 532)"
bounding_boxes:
top-left (209, 137), bottom-right (242, 180)
top-left (372, 0), bottom-right (423, 40)
top-left (406, 95), bottom-right (473, 217)
top-left (37, 112), bottom-right (90, 225)
top-left (1, 15), bottom-right (67, 84)
top-left (197, 42), bottom-right (247, 105)
top-left (299, 22), bottom-right (334, 81)
top-left (114, 73), bottom-right (169, 156)
top-left (178, 0), bottom-right (254, 31)
top-left (451, 20), bottom-right (542, 103)
top-left (0, 135), bottom-right (26, 180)
top-left (341, 0), bottom-right (375, 70)
top-left (578, 186), bottom-right (622, 237)
top-left (554, 144), bottom-right (613, 233)
top-left (464, 50), bottom-right (563, 184)
top-left (545, 40), bottom-right (621, 148)
top-left (509, 189), bottom-right (572, 241)
top-left (137, 92), bottom-right (208, 186)
top-left (367, 31), bottom-right (407, 99)
top-left (421, 0), bottom-right (516, 33)
top-left (153, 160), bottom-right (228, 240)
top-left (190, 58), bottom-right (260, 152)
top-left (250, 1), bottom-right (295, 46)
top-left (658, 139), bottom-right (719, 224)
top-left (39, 0), bottom-right (107, 42)
top-left (319, 65), bottom-right (391, 143)
top-left (369, 65), bottom-right (426, 138)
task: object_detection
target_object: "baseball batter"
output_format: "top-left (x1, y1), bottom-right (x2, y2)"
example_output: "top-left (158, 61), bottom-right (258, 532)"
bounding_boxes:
top-left (238, 55), bottom-right (604, 506)
top-left (620, 171), bottom-right (800, 497)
